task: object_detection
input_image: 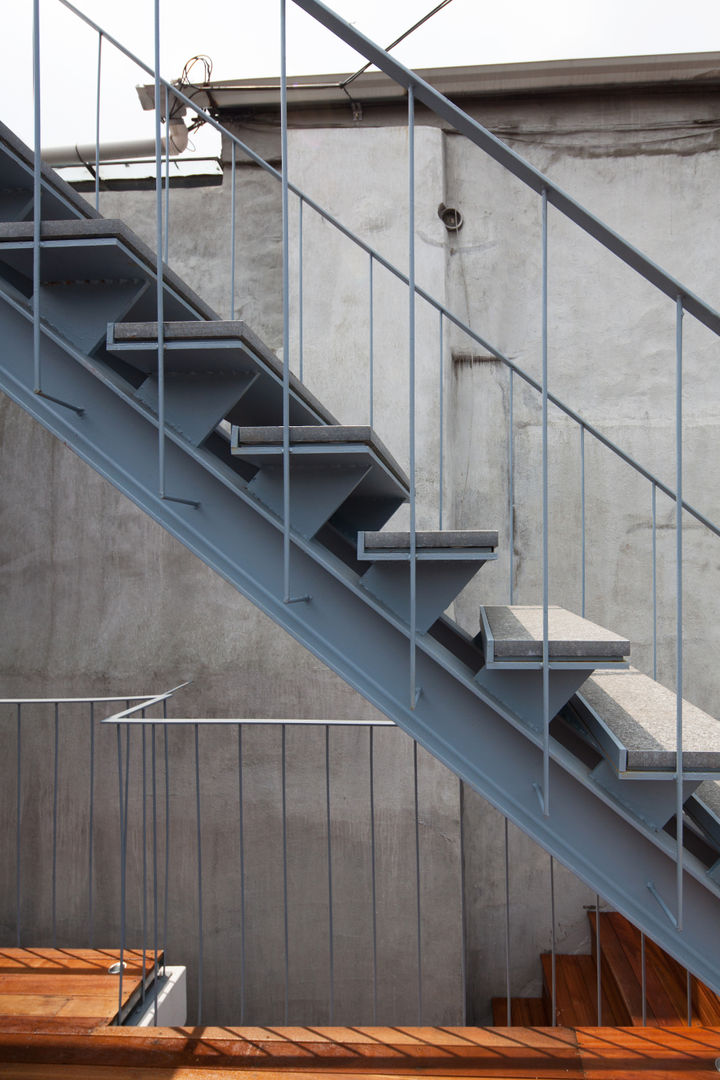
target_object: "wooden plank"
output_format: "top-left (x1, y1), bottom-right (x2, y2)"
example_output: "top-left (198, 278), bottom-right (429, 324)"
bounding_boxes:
top-left (577, 1025), bottom-right (720, 1078)
top-left (491, 999), bottom-right (548, 1026)
top-left (608, 913), bottom-right (681, 1027)
top-left (693, 977), bottom-right (720, 1026)
top-left (588, 911), bottom-right (644, 1025)
top-left (0, 949), bottom-right (162, 975)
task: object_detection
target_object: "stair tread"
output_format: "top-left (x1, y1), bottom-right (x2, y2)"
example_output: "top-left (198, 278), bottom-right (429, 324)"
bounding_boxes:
top-left (491, 996), bottom-right (549, 1025)
top-left (232, 425), bottom-right (410, 491)
top-left (576, 668), bottom-right (720, 772)
top-left (0, 218), bottom-right (217, 322)
top-left (601, 912), bottom-right (693, 1026)
top-left (362, 530), bottom-right (498, 551)
top-left (481, 605), bottom-right (630, 662)
top-left (541, 952), bottom-right (626, 1026)
top-left (0, 118), bottom-right (99, 223)
top-left (588, 911), bottom-right (645, 1025)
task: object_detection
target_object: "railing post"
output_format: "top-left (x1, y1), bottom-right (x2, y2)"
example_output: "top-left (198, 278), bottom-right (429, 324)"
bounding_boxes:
top-left (32, 0), bottom-right (42, 396)
top-left (438, 310), bottom-right (444, 529)
top-left (541, 188), bottom-right (550, 816)
top-left (298, 196), bottom-right (304, 381)
top-left (369, 254), bottom-right (374, 428)
top-left (16, 704), bottom-right (22, 948)
top-left (550, 856), bottom-right (556, 1025)
top-left (675, 295), bottom-right (684, 930)
top-left (194, 722), bottom-right (203, 1024)
top-left (508, 368), bottom-right (514, 603)
top-left (230, 141), bottom-right (237, 319)
top-left (408, 84), bottom-right (418, 709)
top-left (580, 423), bottom-right (586, 617)
top-left (504, 817), bottom-right (511, 1025)
top-left (88, 702), bottom-right (95, 947)
top-left (154, 0), bottom-right (166, 500)
top-left (94, 32), bottom-right (102, 212)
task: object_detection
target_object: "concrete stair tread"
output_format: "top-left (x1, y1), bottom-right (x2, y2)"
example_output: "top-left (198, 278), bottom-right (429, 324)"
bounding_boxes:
top-left (576, 668), bottom-right (720, 773)
top-left (361, 529), bottom-right (498, 552)
top-left (480, 605), bottom-right (630, 663)
top-left (232, 424), bottom-right (410, 492)
top-left (0, 118), bottom-right (99, 223)
top-left (108, 321), bottom-right (337, 426)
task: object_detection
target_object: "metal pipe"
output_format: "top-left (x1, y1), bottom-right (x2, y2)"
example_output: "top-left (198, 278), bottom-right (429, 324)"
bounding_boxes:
top-left (32, 0), bottom-right (41, 396)
top-left (237, 723), bottom-right (247, 1024)
top-left (95, 32), bottom-right (102, 212)
top-left (550, 856), bottom-right (556, 1026)
top-left (281, 723), bottom-right (290, 1024)
top-left (504, 817), bottom-right (511, 1025)
top-left (675, 295), bottom-right (684, 931)
top-left (652, 484), bottom-right (658, 680)
top-left (595, 894), bottom-right (602, 1025)
top-left (458, 777), bottom-right (468, 1025)
top-left (162, 706), bottom-right (169, 978)
top-left (281, 0), bottom-right (291, 605)
top-left (16, 705), bottom-right (21, 948)
top-left (408, 84), bottom-right (417, 711)
top-left (541, 189), bottom-right (550, 817)
top-left (164, 87), bottom-right (170, 265)
top-left (413, 740), bottom-right (423, 1024)
top-left (230, 141), bottom-right (236, 319)
top-left (325, 726), bottom-right (335, 1023)
top-left (154, 0), bottom-right (165, 500)
top-left (369, 254), bottom-right (374, 429)
top-left (580, 424), bottom-right (586, 617)
top-left (88, 703), bottom-right (95, 947)
top-left (42, 123), bottom-right (189, 166)
top-left (641, 931), bottom-right (647, 1025)
top-left (52, 703), bottom-right (59, 948)
top-left (151, 723), bottom-right (159, 1025)
top-left (141, 723), bottom-right (147, 1001)
top-left (298, 196), bottom-right (304, 382)
top-left (508, 369), bottom-right (514, 604)
top-left (194, 722), bottom-right (203, 1024)
top-left (369, 727), bottom-right (378, 1025)
top-left (438, 310), bottom-right (444, 530)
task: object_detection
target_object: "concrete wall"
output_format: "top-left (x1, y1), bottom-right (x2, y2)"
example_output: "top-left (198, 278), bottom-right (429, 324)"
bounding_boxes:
top-left (4, 78), bottom-right (718, 1022)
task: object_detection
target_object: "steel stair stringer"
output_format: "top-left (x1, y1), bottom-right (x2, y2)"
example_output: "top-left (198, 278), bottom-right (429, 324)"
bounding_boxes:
top-left (2, 281), bottom-right (720, 994)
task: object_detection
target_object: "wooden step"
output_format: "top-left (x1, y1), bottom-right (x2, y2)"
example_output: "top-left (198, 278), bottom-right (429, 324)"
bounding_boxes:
top-left (491, 995), bottom-right (549, 1025)
top-left (541, 952), bottom-right (629, 1026)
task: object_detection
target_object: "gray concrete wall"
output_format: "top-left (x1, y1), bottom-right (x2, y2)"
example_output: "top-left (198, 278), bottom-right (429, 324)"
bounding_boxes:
top-left (4, 80), bottom-right (718, 1023)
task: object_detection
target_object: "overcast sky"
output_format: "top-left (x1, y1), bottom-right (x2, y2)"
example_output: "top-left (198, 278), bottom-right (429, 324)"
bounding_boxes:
top-left (4, 0), bottom-right (720, 152)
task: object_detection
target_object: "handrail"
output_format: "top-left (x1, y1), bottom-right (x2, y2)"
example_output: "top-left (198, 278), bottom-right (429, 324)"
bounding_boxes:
top-left (50, 0), bottom-right (720, 541)
top-left (292, 0), bottom-right (720, 338)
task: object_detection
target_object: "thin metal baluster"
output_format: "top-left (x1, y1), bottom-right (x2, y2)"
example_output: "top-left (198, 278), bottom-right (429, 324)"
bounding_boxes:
top-left (151, 722), bottom-right (159, 1025)
top-left (298, 196), bottom-right (304, 381)
top-left (413, 741), bottom-right (423, 1024)
top-left (408, 84), bottom-right (417, 710)
top-left (164, 85), bottom-right (170, 264)
top-left (458, 778), bottom-right (468, 1025)
top-left (117, 725), bottom-right (130, 1025)
top-left (281, 0), bottom-right (291, 603)
top-left (163, 704), bottom-right (169, 978)
top-left (88, 702), bottom-right (95, 947)
top-left (281, 724), bottom-right (290, 1024)
top-left (141, 721), bottom-right (147, 1001)
top-left (595, 895), bottom-right (602, 1025)
top-left (52, 703), bottom-right (59, 948)
top-left (504, 818), bottom-right (511, 1024)
top-left (675, 295), bottom-right (684, 930)
top-left (580, 424), bottom-right (586, 617)
top-left (687, 968), bottom-right (692, 1026)
top-left (369, 254), bottom-right (374, 428)
top-left (32, 0), bottom-right (41, 395)
top-left (369, 727), bottom-right (378, 1025)
top-left (238, 724), bottom-right (247, 1024)
top-left (230, 141), bottom-right (236, 318)
top-left (508, 369), bottom-right (514, 603)
top-left (652, 484), bottom-right (658, 680)
top-left (438, 310), bottom-right (444, 529)
top-left (154, 0), bottom-right (166, 499)
top-left (194, 723), bottom-right (203, 1024)
top-left (325, 726), bottom-right (335, 1024)
top-left (95, 32), bottom-right (102, 212)
top-left (16, 704), bottom-right (21, 947)
top-left (541, 188), bottom-right (550, 816)
top-left (640, 931), bottom-right (647, 1025)
top-left (550, 856), bottom-right (556, 1026)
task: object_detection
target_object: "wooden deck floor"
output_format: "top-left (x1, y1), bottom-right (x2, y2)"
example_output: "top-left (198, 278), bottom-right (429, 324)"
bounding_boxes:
top-left (1, 951), bottom-right (719, 1077)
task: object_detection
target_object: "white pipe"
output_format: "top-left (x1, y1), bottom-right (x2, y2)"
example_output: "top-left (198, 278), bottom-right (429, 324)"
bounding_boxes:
top-left (42, 119), bottom-right (188, 166)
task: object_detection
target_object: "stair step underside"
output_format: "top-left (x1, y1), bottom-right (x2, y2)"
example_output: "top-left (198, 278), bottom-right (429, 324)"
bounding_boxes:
top-left (574, 668), bottom-right (720, 775)
top-left (358, 530), bottom-right (498, 633)
top-left (475, 606), bottom-right (629, 736)
top-left (108, 320), bottom-right (336, 430)
top-left (231, 425), bottom-right (409, 540)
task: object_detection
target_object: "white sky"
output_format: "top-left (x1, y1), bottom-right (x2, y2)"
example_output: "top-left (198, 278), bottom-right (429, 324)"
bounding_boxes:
top-left (4, 0), bottom-right (720, 153)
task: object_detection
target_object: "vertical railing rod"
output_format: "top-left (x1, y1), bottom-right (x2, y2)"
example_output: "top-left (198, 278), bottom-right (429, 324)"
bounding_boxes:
top-left (298, 196), bottom-right (304, 381)
top-left (686, 969), bottom-right (692, 1026)
top-left (141, 722), bottom-right (147, 1001)
top-left (652, 484), bottom-right (658, 680)
top-left (151, 722), bottom-right (159, 1026)
top-left (32, 0), bottom-right (42, 395)
top-left (413, 740), bottom-right (423, 1024)
top-left (640, 931), bottom-right (647, 1025)
top-left (194, 723), bottom-right (203, 1024)
top-left (52, 702), bottom-right (59, 948)
top-left (438, 310), bottom-right (444, 530)
top-left (580, 423), bottom-right (586, 617)
top-left (94, 32), bottom-right (102, 212)
top-left (541, 188), bottom-right (550, 816)
top-left (163, 703), bottom-right (169, 978)
top-left (15, 704), bottom-right (21, 948)
top-left (281, 0), bottom-right (291, 604)
top-left (116, 724), bottom-right (130, 1024)
top-left (508, 368), bottom-right (514, 604)
top-left (550, 856), bottom-right (556, 1026)
top-left (230, 141), bottom-right (236, 319)
top-left (325, 726), bottom-right (335, 1024)
top-left (408, 84), bottom-right (417, 710)
top-left (154, 0), bottom-right (166, 499)
top-left (369, 254), bottom-right (374, 428)
top-left (164, 85), bottom-right (170, 265)
top-left (88, 702), bottom-right (95, 947)
top-left (504, 817), bottom-right (511, 1024)
top-left (238, 724), bottom-right (247, 1024)
top-left (675, 295), bottom-right (684, 931)
top-left (458, 778), bottom-right (468, 1025)
top-left (369, 727), bottom-right (378, 1025)
top-left (281, 723), bottom-right (290, 1024)
top-left (595, 894), bottom-right (602, 1025)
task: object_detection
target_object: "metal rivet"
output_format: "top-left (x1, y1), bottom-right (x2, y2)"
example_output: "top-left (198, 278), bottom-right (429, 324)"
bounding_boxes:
top-left (108, 961), bottom-right (126, 975)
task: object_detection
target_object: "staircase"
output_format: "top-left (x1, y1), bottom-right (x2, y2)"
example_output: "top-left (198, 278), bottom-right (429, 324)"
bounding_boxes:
top-left (492, 908), bottom-right (720, 1027)
top-left (3, 100), bottom-right (720, 997)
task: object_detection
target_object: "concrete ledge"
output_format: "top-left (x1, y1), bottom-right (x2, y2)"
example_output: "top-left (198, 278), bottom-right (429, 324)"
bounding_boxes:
top-left (482, 605), bottom-right (630, 661)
